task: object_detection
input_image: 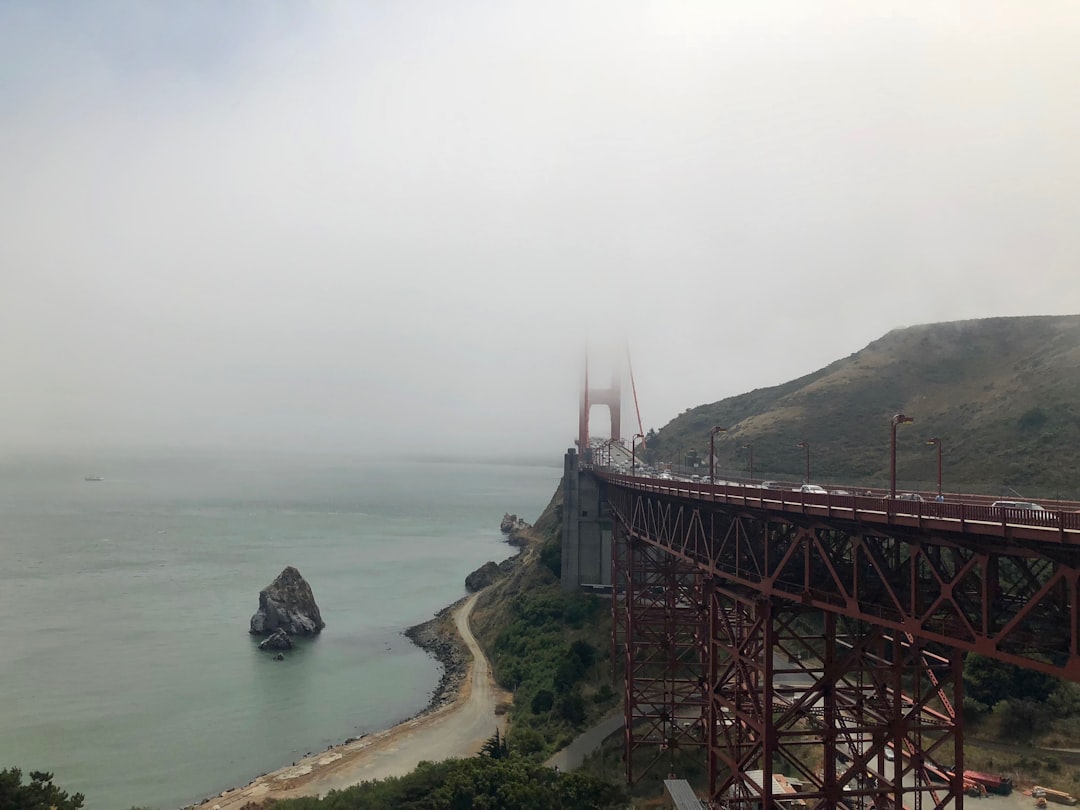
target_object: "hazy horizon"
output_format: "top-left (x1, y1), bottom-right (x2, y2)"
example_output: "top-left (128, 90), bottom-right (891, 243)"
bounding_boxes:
top-left (4, 3), bottom-right (1079, 458)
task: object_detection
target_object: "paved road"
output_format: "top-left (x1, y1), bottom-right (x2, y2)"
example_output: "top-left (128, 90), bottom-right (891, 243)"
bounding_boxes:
top-left (546, 714), bottom-right (625, 772)
top-left (208, 592), bottom-right (507, 808)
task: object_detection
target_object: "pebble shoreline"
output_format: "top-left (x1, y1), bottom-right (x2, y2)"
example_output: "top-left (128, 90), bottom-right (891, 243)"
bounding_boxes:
top-left (403, 596), bottom-right (471, 713)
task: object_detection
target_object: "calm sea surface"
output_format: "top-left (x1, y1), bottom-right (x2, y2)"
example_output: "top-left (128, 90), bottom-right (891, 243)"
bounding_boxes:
top-left (0, 454), bottom-right (559, 810)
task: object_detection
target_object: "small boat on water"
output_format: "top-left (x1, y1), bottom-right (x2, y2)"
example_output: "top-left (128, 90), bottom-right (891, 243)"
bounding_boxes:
top-left (84, 475), bottom-right (104, 482)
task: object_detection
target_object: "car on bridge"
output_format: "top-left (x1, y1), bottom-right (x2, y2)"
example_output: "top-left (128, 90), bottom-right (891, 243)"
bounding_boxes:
top-left (796, 484), bottom-right (827, 494)
top-left (991, 500), bottom-right (1045, 511)
top-left (760, 481), bottom-right (785, 490)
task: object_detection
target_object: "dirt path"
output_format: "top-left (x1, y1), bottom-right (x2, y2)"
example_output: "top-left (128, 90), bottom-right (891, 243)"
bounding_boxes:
top-left (204, 592), bottom-right (508, 809)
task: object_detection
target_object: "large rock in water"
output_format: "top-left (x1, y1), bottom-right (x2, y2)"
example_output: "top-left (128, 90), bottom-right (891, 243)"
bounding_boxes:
top-left (249, 566), bottom-right (325, 636)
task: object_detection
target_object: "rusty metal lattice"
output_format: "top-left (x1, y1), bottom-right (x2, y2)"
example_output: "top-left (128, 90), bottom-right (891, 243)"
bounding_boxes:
top-left (600, 477), bottom-right (1080, 808)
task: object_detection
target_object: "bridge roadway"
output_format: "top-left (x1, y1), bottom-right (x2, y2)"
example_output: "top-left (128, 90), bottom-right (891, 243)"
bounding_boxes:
top-left (597, 467), bottom-right (1080, 680)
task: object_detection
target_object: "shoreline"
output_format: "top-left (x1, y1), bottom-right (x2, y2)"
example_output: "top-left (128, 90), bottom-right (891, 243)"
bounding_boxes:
top-left (191, 540), bottom-right (521, 809)
top-left (193, 586), bottom-right (509, 810)
top-left (402, 595), bottom-right (471, 715)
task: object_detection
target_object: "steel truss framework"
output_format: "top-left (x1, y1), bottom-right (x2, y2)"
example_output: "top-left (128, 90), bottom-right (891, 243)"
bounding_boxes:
top-left (608, 482), bottom-right (1080, 809)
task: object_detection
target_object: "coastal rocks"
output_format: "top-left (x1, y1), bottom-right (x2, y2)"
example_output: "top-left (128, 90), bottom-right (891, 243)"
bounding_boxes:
top-left (258, 628), bottom-right (294, 651)
top-left (249, 566), bottom-right (325, 637)
top-left (404, 600), bottom-right (469, 713)
top-left (465, 561), bottom-right (502, 592)
top-left (499, 512), bottom-right (524, 533)
top-left (500, 512), bottom-right (531, 547)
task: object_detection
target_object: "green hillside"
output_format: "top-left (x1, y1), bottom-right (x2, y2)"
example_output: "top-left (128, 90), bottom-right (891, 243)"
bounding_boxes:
top-left (646, 315), bottom-right (1080, 499)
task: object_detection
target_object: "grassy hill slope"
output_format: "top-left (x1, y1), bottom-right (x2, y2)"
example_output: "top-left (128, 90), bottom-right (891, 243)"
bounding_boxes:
top-left (647, 315), bottom-right (1080, 498)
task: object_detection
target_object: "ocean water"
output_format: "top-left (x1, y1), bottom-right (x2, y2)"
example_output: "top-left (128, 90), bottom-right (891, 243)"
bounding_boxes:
top-left (0, 453), bottom-right (559, 810)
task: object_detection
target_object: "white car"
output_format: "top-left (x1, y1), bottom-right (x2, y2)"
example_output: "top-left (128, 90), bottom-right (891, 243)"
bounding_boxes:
top-left (797, 484), bottom-right (827, 494)
top-left (991, 500), bottom-right (1045, 511)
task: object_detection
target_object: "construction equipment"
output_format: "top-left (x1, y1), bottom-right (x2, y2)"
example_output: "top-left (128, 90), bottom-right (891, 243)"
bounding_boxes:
top-left (1034, 787), bottom-right (1077, 806)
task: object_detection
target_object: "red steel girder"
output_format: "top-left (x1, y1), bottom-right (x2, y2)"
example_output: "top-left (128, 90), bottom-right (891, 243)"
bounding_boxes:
top-left (705, 589), bottom-right (964, 810)
top-left (605, 482), bottom-right (1080, 680)
top-left (615, 530), bottom-right (710, 785)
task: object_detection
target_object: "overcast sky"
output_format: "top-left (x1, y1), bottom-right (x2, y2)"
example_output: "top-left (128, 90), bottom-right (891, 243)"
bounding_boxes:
top-left (2, 1), bottom-right (1078, 460)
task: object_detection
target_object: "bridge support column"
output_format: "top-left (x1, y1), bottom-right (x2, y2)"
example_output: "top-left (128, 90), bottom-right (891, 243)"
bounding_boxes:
top-left (618, 537), bottom-right (709, 785)
top-left (561, 452), bottom-right (610, 591)
top-left (704, 591), bottom-right (964, 810)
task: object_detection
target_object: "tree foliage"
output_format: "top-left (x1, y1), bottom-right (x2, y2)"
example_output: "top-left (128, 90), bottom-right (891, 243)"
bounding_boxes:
top-left (0, 768), bottom-right (85, 810)
top-left (267, 757), bottom-right (626, 810)
top-left (479, 730), bottom-right (509, 760)
top-left (964, 654), bottom-right (1058, 707)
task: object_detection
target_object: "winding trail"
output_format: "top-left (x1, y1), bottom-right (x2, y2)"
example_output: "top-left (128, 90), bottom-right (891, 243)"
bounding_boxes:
top-left (207, 592), bottom-right (508, 808)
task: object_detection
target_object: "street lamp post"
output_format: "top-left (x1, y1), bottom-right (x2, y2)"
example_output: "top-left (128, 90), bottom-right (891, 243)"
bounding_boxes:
top-left (709, 426), bottom-right (727, 484)
top-left (632, 433), bottom-right (645, 476)
top-left (742, 443), bottom-right (754, 484)
top-left (926, 437), bottom-right (942, 498)
top-left (890, 414), bottom-right (914, 498)
top-left (796, 440), bottom-right (810, 483)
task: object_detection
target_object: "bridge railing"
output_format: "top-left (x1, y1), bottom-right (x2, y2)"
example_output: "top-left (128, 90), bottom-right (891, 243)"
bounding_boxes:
top-left (594, 470), bottom-right (1080, 541)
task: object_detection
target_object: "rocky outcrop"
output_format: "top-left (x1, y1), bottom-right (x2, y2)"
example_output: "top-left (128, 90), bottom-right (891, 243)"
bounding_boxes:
top-left (258, 628), bottom-right (294, 651)
top-left (500, 513), bottom-right (531, 547)
top-left (465, 561), bottom-right (502, 592)
top-left (249, 566), bottom-right (325, 636)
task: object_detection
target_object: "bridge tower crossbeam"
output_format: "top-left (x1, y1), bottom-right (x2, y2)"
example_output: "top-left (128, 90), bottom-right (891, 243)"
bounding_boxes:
top-left (578, 359), bottom-right (622, 458)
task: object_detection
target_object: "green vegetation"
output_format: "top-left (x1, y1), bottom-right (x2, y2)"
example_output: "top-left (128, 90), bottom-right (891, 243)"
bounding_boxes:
top-left (470, 485), bottom-right (621, 759)
top-left (961, 655), bottom-right (1080, 789)
top-left (964, 653), bottom-right (1059, 715)
top-left (646, 315), bottom-right (1080, 498)
top-left (264, 757), bottom-right (626, 809)
top-left (0, 768), bottom-right (84, 810)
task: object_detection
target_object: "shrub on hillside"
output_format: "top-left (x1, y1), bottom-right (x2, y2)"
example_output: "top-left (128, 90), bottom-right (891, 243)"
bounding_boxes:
top-left (964, 654), bottom-right (1058, 707)
top-left (531, 689), bottom-right (554, 714)
top-left (557, 693), bottom-right (586, 725)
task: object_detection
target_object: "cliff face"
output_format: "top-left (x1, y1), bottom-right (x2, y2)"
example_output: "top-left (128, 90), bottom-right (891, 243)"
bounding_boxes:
top-left (249, 566), bottom-right (325, 636)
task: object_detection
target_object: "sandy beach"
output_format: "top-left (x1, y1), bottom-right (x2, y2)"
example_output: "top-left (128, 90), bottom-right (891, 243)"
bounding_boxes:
top-left (201, 591), bottom-right (510, 809)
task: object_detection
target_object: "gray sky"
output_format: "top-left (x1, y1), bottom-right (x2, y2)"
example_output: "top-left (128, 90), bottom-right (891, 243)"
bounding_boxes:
top-left (2, 1), bottom-right (1078, 459)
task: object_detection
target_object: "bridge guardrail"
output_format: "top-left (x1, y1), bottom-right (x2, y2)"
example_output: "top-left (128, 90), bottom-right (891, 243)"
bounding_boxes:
top-left (593, 470), bottom-right (1080, 543)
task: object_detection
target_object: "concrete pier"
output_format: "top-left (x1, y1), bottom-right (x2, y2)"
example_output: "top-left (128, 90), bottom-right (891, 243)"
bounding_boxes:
top-left (560, 449), bottom-right (611, 591)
